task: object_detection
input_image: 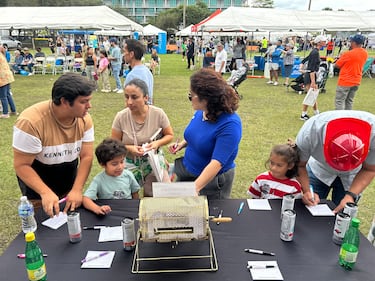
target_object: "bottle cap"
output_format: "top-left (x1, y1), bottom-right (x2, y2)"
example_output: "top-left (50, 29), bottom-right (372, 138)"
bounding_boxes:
top-left (25, 232), bottom-right (35, 242)
top-left (351, 217), bottom-right (360, 228)
top-left (20, 196), bottom-right (27, 201)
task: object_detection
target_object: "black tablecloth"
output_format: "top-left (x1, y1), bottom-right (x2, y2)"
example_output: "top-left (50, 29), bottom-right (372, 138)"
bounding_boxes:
top-left (1, 199), bottom-right (375, 281)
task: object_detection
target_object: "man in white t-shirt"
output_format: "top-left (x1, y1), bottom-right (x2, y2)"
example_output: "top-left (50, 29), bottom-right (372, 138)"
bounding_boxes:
top-left (214, 42), bottom-right (227, 75)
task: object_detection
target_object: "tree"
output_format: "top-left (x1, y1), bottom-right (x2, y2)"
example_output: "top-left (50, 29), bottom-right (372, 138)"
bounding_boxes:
top-left (251, 0), bottom-right (274, 8)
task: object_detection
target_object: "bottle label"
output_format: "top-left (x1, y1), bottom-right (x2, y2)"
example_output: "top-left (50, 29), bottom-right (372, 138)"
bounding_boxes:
top-left (19, 206), bottom-right (33, 217)
top-left (339, 248), bottom-right (358, 263)
top-left (27, 264), bottom-right (47, 280)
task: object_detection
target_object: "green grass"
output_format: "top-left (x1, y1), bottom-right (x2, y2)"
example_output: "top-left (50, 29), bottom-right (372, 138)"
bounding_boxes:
top-left (1, 51), bottom-right (375, 254)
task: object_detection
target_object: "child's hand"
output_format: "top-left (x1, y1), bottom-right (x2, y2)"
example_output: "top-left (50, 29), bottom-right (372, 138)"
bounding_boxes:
top-left (95, 205), bottom-right (112, 215)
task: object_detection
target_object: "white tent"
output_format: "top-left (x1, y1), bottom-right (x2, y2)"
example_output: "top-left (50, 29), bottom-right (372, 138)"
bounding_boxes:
top-left (142, 24), bottom-right (166, 36)
top-left (94, 30), bottom-right (132, 36)
top-left (0, 6), bottom-right (143, 32)
top-left (198, 7), bottom-right (375, 33)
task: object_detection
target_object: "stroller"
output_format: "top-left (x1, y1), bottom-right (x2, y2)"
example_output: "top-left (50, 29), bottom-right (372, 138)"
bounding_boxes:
top-left (227, 62), bottom-right (250, 99)
top-left (290, 61), bottom-right (329, 94)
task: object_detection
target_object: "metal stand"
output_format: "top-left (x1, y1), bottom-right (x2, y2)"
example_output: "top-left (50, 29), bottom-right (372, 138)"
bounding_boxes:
top-left (131, 227), bottom-right (218, 273)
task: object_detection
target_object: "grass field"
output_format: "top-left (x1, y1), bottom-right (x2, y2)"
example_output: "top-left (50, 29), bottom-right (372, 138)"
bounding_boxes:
top-left (1, 51), bottom-right (375, 254)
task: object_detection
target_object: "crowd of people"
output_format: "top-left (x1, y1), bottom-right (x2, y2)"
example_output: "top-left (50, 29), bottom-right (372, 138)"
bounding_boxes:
top-left (1, 33), bottom-right (373, 223)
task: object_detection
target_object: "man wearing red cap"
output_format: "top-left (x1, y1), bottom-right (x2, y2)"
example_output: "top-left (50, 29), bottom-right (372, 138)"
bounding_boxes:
top-left (334, 34), bottom-right (368, 110)
top-left (295, 110), bottom-right (375, 212)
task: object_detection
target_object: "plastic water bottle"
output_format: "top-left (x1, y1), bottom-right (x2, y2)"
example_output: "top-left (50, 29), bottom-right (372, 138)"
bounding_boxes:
top-left (339, 218), bottom-right (360, 270)
top-left (25, 232), bottom-right (47, 281)
top-left (19, 196), bottom-right (37, 233)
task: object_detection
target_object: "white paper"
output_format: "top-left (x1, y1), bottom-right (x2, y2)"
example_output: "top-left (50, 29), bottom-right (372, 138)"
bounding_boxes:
top-left (302, 88), bottom-right (319, 106)
top-left (247, 199), bottom-right (272, 210)
top-left (98, 226), bottom-right (123, 242)
top-left (145, 149), bottom-right (164, 182)
top-left (306, 204), bottom-right (335, 216)
top-left (247, 261), bottom-right (283, 280)
top-left (152, 182), bottom-right (196, 197)
top-left (41, 212), bottom-right (67, 229)
top-left (81, 251), bottom-right (115, 269)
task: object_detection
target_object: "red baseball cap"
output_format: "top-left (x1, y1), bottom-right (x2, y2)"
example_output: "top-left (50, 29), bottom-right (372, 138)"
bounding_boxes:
top-left (324, 118), bottom-right (371, 171)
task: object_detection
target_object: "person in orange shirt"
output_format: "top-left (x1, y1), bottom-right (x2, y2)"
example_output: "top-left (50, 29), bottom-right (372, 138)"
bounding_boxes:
top-left (326, 39), bottom-right (334, 56)
top-left (334, 34), bottom-right (368, 110)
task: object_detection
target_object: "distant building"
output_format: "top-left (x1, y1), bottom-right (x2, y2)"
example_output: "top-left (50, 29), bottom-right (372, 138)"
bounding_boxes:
top-left (111, 0), bottom-right (245, 24)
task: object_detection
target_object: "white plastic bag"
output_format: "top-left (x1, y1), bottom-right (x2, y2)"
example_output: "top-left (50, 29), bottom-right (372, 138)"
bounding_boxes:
top-left (302, 88), bottom-right (319, 106)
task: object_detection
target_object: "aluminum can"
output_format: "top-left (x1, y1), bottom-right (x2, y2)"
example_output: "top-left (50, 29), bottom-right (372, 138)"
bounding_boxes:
top-left (367, 215), bottom-right (375, 246)
top-left (67, 211), bottom-right (82, 243)
top-left (122, 217), bottom-right (136, 251)
top-left (332, 212), bottom-right (351, 245)
top-left (281, 194), bottom-right (295, 219)
top-left (344, 202), bottom-right (358, 219)
top-left (280, 209), bottom-right (296, 241)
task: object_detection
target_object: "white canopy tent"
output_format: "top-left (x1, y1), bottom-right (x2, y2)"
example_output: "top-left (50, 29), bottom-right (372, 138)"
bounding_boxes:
top-left (142, 24), bottom-right (166, 36)
top-left (197, 7), bottom-right (375, 33)
top-left (93, 30), bottom-right (132, 36)
top-left (0, 6), bottom-right (143, 32)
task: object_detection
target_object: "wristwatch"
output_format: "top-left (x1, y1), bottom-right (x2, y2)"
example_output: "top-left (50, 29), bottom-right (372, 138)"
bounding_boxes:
top-left (345, 191), bottom-right (359, 203)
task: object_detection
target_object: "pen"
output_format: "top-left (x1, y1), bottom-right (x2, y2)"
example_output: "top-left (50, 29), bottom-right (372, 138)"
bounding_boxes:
top-left (18, 253), bottom-right (48, 259)
top-left (58, 197), bottom-right (67, 204)
top-left (217, 210), bottom-right (223, 225)
top-left (244, 248), bottom-right (275, 256)
top-left (83, 226), bottom-right (106, 230)
top-left (247, 265), bottom-right (276, 269)
top-left (237, 202), bottom-right (245, 215)
top-left (81, 251), bottom-right (110, 264)
top-left (173, 138), bottom-right (180, 149)
top-left (309, 185), bottom-right (315, 202)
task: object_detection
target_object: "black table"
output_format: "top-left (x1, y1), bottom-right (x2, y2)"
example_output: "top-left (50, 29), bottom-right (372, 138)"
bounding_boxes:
top-left (1, 199), bottom-right (375, 281)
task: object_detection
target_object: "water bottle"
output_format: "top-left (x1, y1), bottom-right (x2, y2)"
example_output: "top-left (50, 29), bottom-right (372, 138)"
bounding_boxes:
top-left (25, 232), bottom-right (47, 281)
top-left (339, 218), bottom-right (360, 270)
top-left (19, 196), bottom-right (37, 233)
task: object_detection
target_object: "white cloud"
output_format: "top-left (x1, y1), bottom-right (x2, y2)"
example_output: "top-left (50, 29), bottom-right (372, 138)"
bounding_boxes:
top-left (272, 0), bottom-right (374, 11)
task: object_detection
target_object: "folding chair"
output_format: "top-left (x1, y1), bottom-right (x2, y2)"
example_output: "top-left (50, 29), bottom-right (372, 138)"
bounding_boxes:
top-left (72, 58), bottom-right (83, 73)
top-left (33, 57), bottom-right (45, 75)
top-left (155, 57), bottom-right (160, 75)
top-left (55, 56), bottom-right (66, 74)
top-left (44, 56), bottom-right (56, 75)
top-left (362, 57), bottom-right (374, 79)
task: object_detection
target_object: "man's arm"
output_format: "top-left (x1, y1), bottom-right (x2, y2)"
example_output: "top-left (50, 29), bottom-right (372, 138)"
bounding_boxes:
top-left (13, 149), bottom-right (60, 217)
top-left (64, 141), bottom-right (94, 213)
top-left (334, 162), bottom-right (375, 213)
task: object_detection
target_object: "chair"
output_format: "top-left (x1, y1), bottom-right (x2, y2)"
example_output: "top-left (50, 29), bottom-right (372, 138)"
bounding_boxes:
top-left (43, 56), bottom-right (56, 75)
top-left (65, 55), bottom-right (74, 72)
top-left (33, 57), bottom-right (45, 75)
top-left (362, 57), bottom-right (374, 79)
top-left (154, 57), bottom-right (160, 75)
top-left (55, 56), bottom-right (66, 74)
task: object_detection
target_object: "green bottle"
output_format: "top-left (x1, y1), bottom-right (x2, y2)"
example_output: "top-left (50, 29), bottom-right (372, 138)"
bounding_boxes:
top-left (339, 218), bottom-right (360, 270)
top-left (25, 232), bottom-right (47, 281)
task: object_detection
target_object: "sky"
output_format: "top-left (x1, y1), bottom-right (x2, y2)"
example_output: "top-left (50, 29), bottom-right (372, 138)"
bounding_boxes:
top-left (271, 0), bottom-right (374, 11)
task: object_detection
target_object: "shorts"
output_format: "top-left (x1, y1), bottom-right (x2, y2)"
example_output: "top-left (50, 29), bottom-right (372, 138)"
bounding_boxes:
top-left (270, 63), bottom-right (279, 70)
top-left (304, 72), bottom-right (316, 86)
top-left (284, 65), bottom-right (293, 77)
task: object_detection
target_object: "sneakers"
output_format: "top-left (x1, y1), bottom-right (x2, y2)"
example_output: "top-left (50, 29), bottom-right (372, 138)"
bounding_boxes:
top-left (266, 80), bottom-right (274, 84)
top-left (273, 81), bottom-right (278, 86)
top-left (101, 89), bottom-right (111, 93)
top-left (300, 114), bottom-right (310, 121)
top-left (112, 88), bottom-right (120, 92)
top-left (116, 89), bottom-right (124, 94)
top-left (0, 114), bottom-right (10, 119)
top-left (9, 112), bottom-right (19, 116)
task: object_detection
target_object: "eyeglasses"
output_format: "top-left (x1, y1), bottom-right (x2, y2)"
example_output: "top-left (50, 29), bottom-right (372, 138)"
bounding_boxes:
top-left (187, 91), bottom-right (198, 101)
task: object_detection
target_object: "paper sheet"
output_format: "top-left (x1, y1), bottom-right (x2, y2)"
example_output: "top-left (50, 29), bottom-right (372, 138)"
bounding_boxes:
top-left (98, 226), bottom-right (123, 242)
top-left (81, 251), bottom-right (115, 269)
top-left (247, 261), bottom-right (283, 280)
top-left (306, 204), bottom-right (335, 216)
top-left (247, 199), bottom-right (272, 210)
top-left (152, 182), bottom-right (196, 197)
top-left (41, 212), bottom-right (67, 229)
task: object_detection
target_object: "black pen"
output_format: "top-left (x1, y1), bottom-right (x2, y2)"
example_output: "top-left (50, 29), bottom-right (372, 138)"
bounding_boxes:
top-left (247, 265), bottom-right (275, 269)
top-left (217, 210), bottom-right (223, 225)
top-left (244, 248), bottom-right (275, 256)
top-left (83, 226), bottom-right (106, 230)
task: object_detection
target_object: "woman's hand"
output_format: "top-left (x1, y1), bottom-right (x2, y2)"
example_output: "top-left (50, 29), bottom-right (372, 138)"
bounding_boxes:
top-left (128, 145), bottom-right (144, 157)
top-left (168, 141), bottom-right (185, 154)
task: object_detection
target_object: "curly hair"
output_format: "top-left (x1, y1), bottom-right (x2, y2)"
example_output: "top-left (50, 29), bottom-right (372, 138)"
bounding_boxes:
top-left (95, 138), bottom-right (127, 165)
top-left (190, 68), bottom-right (239, 122)
top-left (266, 144), bottom-right (300, 178)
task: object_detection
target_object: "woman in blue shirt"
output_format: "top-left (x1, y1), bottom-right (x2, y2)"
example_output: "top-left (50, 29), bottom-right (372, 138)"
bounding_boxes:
top-left (169, 68), bottom-right (242, 199)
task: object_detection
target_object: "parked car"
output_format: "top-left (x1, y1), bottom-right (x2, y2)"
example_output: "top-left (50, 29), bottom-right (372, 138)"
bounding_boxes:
top-left (0, 35), bottom-right (22, 49)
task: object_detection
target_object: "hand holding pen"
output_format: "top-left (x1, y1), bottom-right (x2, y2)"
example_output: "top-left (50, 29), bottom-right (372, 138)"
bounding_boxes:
top-left (168, 138), bottom-right (180, 154)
